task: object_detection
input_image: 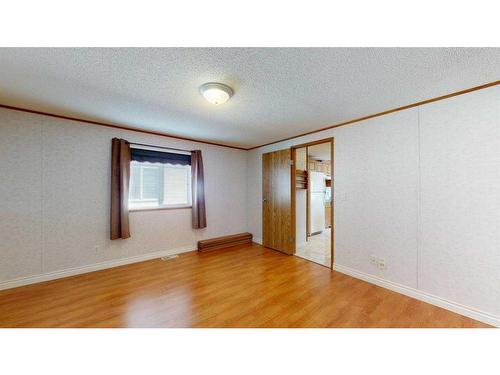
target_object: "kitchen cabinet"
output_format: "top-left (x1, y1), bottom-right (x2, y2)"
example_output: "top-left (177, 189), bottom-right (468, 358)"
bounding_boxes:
top-left (308, 158), bottom-right (331, 176)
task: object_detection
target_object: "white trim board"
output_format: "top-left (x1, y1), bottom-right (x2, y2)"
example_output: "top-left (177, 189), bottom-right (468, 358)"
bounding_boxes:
top-left (333, 263), bottom-right (500, 328)
top-left (2, 244), bottom-right (497, 327)
top-left (0, 244), bottom-right (196, 291)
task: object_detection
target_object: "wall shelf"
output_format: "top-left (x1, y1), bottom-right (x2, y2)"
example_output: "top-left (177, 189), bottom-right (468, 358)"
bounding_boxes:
top-left (295, 169), bottom-right (308, 189)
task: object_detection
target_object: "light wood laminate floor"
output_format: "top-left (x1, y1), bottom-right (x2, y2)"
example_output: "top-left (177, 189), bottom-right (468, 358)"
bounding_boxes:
top-left (0, 244), bottom-right (490, 328)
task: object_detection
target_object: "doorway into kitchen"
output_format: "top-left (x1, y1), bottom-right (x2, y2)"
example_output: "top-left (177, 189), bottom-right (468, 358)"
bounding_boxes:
top-left (292, 138), bottom-right (333, 268)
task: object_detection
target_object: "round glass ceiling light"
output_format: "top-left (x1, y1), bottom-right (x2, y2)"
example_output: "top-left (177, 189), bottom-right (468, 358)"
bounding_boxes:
top-left (199, 82), bottom-right (233, 105)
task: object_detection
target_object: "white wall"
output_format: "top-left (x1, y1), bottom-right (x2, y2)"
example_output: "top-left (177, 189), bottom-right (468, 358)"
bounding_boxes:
top-left (295, 147), bottom-right (307, 246)
top-left (247, 86), bottom-right (500, 325)
top-left (0, 108), bottom-right (248, 287)
top-left (296, 191), bottom-right (307, 246)
top-left (418, 88), bottom-right (500, 316)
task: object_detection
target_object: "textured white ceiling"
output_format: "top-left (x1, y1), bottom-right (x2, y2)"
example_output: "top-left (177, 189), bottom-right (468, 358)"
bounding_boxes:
top-left (308, 143), bottom-right (331, 161)
top-left (0, 48), bottom-right (498, 148)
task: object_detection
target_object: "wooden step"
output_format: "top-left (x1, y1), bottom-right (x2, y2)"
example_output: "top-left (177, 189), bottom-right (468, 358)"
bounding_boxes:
top-left (198, 232), bottom-right (253, 252)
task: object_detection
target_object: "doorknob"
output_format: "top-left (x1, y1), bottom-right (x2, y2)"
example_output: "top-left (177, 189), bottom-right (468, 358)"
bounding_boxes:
top-left (263, 198), bottom-right (268, 203)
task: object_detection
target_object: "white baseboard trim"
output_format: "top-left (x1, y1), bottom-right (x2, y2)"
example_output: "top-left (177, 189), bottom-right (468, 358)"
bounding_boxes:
top-left (333, 263), bottom-right (500, 328)
top-left (0, 244), bottom-right (196, 291)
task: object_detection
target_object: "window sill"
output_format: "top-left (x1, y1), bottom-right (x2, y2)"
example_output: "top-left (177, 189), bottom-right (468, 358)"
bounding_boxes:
top-left (129, 206), bottom-right (192, 212)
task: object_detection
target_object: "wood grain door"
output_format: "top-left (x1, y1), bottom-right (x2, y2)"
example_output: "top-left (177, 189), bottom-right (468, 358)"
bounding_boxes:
top-left (262, 149), bottom-right (295, 255)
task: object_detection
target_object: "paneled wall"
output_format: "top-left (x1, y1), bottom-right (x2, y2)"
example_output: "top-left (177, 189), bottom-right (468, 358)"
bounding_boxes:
top-left (247, 85), bottom-right (500, 325)
top-left (418, 88), bottom-right (500, 315)
top-left (0, 109), bottom-right (248, 286)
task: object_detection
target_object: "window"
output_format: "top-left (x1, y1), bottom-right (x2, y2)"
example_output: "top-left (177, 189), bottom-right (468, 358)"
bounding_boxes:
top-left (128, 149), bottom-right (192, 210)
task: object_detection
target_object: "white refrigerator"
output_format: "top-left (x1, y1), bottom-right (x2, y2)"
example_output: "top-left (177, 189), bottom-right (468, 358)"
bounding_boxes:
top-left (309, 171), bottom-right (326, 234)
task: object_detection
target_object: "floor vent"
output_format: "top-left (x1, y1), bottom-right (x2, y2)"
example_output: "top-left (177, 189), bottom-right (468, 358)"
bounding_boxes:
top-left (161, 255), bottom-right (179, 261)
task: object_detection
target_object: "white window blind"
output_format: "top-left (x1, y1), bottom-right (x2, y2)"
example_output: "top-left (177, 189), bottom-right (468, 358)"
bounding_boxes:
top-left (129, 161), bottom-right (191, 210)
top-left (163, 165), bottom-right (191, 206)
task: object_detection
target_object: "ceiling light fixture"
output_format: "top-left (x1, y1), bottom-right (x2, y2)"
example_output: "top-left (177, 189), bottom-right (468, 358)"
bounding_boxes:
top-left (199, 82), bottom-right (233, 105)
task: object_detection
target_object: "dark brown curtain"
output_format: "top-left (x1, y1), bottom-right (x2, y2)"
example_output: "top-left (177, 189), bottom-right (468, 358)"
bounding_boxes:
top-left (110, 138), bottom-right (131, 239)
top-left (191, 150), bottom-right (207, 229)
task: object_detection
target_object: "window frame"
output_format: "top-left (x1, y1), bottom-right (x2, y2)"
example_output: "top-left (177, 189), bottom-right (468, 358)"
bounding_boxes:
top-left (128, 159), bottom-right (192, 212)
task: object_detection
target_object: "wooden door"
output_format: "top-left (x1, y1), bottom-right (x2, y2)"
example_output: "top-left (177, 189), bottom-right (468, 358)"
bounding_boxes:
top-left (262, 149), bottom-right (295, 254)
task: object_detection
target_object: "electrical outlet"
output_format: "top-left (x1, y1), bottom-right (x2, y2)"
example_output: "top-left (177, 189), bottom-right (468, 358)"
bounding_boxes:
top-left (377, 258), bottom-right (386, 270)
top-left (94, 245), bottom-right (99, 253)
top-left (370, 255), bottom-right (377, 265)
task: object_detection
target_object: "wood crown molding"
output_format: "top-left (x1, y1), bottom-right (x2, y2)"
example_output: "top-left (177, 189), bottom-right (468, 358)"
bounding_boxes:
top-left (1, 80), bottom-right (498, 151)
top-left (0, 104), bottom-right (247, 151)
top-left (247, 80), bottom-right (500, 150)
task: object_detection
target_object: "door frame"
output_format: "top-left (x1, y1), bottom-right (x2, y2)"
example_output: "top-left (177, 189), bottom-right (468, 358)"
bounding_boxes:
top-left (291, 137), bottom-right (334, 269)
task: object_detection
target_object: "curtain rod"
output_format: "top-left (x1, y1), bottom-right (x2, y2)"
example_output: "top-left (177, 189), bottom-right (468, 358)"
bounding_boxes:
top-left (127, 141), bottom-right (193, 153)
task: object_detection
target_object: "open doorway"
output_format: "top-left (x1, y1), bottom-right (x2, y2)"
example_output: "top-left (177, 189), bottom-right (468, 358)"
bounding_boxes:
top-left (292, 139), bottom-right (333, 268)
